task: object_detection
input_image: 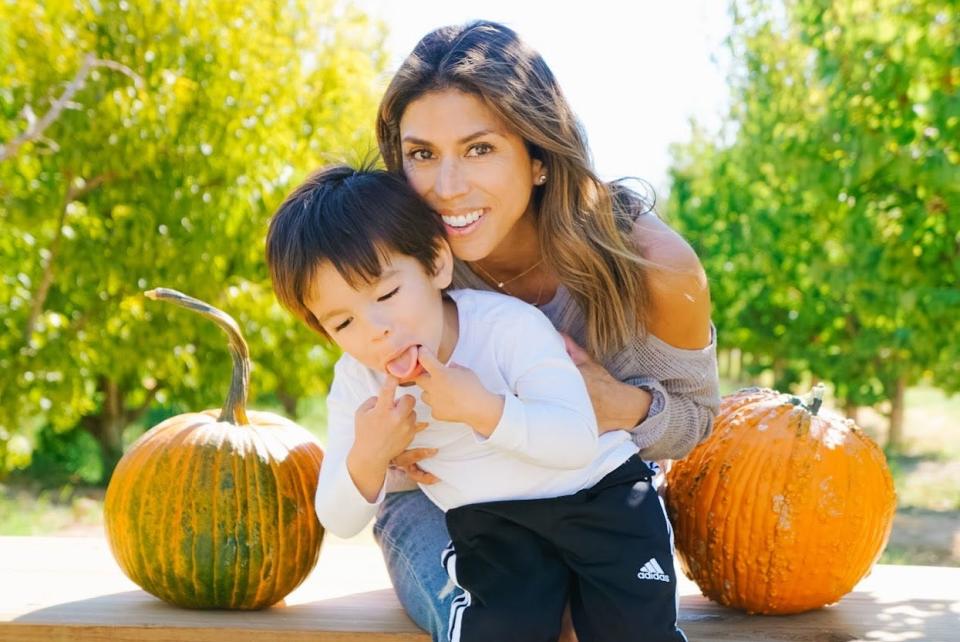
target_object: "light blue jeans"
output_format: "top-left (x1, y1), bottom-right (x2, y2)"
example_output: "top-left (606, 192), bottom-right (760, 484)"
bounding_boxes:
top-left (373, 489), bottom-right (455, 641)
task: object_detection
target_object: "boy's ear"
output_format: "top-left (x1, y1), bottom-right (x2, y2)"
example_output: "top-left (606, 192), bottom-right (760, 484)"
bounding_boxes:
top-left (431, 238), bottom-right (455, 289)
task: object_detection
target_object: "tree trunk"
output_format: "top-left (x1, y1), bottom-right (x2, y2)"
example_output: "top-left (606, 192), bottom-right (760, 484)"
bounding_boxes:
top-left (84, 377), bottom-right (126, 481)
top-left (887, 376), bottom-right (906, 451)
top-left (772, 357), bottom-right (786, 388)
top-left (844, 401), bottom-right (859, 424)
top-left (276, 389), bottom-right (299, 418)
top-left (80, 377), bottom-right (162, 483)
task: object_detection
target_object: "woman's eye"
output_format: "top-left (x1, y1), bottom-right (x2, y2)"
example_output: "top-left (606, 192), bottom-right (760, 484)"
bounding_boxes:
top-left (378, 287), bottom-right (400, 302)
top-left (466, 143), bottom-right (493, 157)
top-left (333, 318), bottom-right (352, 332)
top-left (407, 148), bottom-right (433, 161)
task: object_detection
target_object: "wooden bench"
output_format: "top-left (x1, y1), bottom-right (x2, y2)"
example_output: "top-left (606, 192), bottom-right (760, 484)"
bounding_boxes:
top-left (1, 535), bottom-right (957, 641)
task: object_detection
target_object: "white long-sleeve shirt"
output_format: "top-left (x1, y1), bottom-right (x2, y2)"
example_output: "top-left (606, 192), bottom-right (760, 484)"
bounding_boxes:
top-left (314, 289), bottom-right (639, 538)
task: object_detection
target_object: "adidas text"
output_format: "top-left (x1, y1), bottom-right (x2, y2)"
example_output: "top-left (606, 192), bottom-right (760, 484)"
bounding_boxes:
top-left (637, 558), bottom-right (671, 583)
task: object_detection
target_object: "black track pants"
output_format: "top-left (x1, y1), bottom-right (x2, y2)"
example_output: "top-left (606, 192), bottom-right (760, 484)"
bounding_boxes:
top-left (442, 456), bottom-right (687, 642)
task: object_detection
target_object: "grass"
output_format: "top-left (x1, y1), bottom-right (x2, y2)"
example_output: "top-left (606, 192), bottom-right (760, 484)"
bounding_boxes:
top-left (854, 385), bottom-right (960, 513)
top-left (0, 482), bottom-right (103, 536)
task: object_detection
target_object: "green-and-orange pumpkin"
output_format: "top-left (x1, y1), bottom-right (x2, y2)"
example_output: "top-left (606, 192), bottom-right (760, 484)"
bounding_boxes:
top-left (666, 385), bottom-right (895, 615)
top-left (104, 288), bottom-right (324, 609)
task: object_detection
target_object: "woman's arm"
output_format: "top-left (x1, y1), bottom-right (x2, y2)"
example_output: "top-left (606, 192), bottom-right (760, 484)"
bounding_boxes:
top-left (635, 213), bottom-right (712, 349)
top-left (564, 214), bottom-right (720, 459)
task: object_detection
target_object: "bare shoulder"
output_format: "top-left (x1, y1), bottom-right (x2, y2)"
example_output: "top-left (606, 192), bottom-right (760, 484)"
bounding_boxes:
top-left (632, 214), bottom-right (713, 349)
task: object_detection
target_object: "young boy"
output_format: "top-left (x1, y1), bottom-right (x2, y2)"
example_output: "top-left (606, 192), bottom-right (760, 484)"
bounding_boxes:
top-left (266, 165), bottom-right (686, 642)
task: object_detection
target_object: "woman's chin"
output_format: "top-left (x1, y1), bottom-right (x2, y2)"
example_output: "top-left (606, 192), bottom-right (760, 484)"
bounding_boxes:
top-left (448, 236), bottom-right (496, 262)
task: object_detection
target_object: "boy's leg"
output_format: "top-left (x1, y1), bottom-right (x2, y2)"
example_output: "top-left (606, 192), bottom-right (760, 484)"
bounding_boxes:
top-left (374, 490), bottom-right (456, 642)
top-left (444, 503), bottom-right (569, 642)
top-left (555, 457), bottom-right (687, 642)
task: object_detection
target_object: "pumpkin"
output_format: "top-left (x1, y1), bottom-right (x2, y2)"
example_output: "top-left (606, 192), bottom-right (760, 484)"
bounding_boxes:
top-left (104, 288), bottom-right (324, 610)
top-left (665, 385), bottom-right (895, 615)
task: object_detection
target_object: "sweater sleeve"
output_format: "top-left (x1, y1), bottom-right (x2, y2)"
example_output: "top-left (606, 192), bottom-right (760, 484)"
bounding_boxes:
top-left (479, 307), bottom-right (599, 469)
top-left (313, 358), bottom-right (385, 538)
top-left (620, 324), bottom-right (721, 461)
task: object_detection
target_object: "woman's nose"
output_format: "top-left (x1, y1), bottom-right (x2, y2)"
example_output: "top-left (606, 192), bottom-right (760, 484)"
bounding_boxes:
top-left (434, 157), bottom-right (468, 201)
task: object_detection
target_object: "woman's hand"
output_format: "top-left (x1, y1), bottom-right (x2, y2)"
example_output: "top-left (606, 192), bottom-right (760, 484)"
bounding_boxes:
top-left (389, 448), bottom-right (441, 485)
top-left (560, 334), bottom-right (652, 433)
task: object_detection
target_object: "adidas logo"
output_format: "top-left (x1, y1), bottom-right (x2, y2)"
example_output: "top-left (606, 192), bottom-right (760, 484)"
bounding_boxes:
top-left (637, 557), bottom-right (671, 582)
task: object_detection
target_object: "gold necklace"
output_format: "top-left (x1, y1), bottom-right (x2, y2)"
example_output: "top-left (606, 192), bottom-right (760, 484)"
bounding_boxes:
top-left (470, 258), bottom-right (544, 292)
top-left (470, 258), bottom-right (547, 306)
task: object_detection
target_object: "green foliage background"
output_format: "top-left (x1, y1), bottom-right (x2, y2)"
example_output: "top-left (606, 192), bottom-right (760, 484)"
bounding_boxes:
top-left (667, 0), bottom-right (959, 445)
top-left (2, 0), bottom-right (957, 483)
top-left (0, 0), bottom-right (387, 478)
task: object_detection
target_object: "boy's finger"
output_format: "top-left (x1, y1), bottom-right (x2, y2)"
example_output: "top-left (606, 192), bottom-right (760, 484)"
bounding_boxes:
top-left (416, 344), bottom-right (444, 374)
top-left (395, 394), bottom-right (416, 414)
top-left (377, 374), bottom-right (399, 409)
top-left (412, 370), bottom-right (432, 390)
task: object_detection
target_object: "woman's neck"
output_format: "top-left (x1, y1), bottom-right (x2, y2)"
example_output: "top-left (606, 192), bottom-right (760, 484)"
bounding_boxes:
top-left (469, 210), bottom-right (560, 306)
top-left (477, 211), bottom-right (541, 274)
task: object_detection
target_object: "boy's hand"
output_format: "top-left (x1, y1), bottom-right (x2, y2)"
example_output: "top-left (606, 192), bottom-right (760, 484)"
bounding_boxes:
top-left (414, 346), bottom-right (505, 437)
top-left (348, 375), bottom-right (428, 501)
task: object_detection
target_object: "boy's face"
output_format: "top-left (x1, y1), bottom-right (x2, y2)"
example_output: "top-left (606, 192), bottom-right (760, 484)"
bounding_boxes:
top-left (305, 243), bottom-right (455, 384)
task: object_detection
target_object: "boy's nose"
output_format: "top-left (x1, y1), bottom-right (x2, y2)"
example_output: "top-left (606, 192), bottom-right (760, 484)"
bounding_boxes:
top-left (367, 314), bottom-right (391, 338)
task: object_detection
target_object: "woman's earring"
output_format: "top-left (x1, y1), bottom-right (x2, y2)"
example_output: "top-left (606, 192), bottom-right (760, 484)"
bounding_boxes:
top-left (537, 174), bottom-right (547, 185)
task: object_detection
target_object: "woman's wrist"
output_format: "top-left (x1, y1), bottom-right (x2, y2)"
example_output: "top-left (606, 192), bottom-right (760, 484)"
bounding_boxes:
top-left (597, 380), bottom-right (652, 433)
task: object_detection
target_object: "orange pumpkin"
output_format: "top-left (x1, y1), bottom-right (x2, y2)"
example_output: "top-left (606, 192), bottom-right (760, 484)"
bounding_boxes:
top-left (665, 385), bottom-right (895, 614)
top-left (104, 289), bottom-right (324, 609)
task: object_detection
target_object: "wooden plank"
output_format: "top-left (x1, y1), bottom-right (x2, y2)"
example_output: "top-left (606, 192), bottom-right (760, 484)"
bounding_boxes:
top-left (1, 536), bottom-right (958, 641)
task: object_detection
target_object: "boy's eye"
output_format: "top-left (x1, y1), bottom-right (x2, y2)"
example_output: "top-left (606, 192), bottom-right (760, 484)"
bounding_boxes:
top-left (466, 143), bottom-right (493, 157)
top-left (333, 318), bottom-right (352, 332)
top-left (378, 287), bottom-right (400, 302)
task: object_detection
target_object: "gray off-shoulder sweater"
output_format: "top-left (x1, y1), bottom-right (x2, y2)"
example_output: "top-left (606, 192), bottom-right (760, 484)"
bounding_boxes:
top-left (449, 260), bottom-right (720, 461)
top-left (383, 258), bottom-right (720, 493)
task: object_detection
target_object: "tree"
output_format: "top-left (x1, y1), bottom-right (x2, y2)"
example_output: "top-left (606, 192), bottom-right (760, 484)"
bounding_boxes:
top-left (0, 0), bottom-right (387, 477)
top-left (667, 0), bottom-right (959, 448)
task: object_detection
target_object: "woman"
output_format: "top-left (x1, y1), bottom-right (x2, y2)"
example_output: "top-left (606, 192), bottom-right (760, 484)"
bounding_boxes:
top-left (372, 20), bottom-right (719, 641)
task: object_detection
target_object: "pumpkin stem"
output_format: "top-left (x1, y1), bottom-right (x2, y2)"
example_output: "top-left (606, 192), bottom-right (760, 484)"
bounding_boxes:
top-left (145, 288), bottom-right (250, 425)
top-left (807, 383), bottom-right (825, 416)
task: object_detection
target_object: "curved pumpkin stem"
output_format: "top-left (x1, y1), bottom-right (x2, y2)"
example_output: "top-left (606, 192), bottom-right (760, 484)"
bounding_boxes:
top-left (144, 288), bottom-right (250, 425)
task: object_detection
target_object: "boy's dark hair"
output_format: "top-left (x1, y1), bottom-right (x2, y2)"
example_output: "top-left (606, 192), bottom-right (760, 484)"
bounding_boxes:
top-left (266, 164), bottom-right (447, 336)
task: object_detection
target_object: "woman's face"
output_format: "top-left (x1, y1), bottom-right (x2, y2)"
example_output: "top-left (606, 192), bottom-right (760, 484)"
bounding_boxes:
top-left (399, 89), bottom-right (544, 262)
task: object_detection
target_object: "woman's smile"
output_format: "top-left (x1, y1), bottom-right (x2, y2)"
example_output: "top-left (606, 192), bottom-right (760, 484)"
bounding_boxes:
top-left (440, 208), bottom-right (488, 236)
